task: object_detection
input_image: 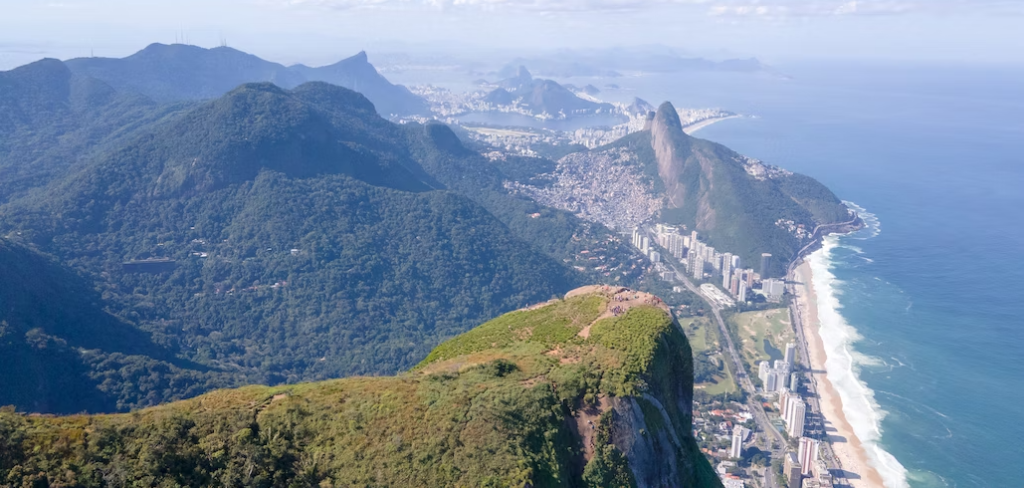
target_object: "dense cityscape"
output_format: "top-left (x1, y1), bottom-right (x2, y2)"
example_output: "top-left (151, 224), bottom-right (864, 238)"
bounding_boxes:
top-left (629, 223), bottom-right (840, 488)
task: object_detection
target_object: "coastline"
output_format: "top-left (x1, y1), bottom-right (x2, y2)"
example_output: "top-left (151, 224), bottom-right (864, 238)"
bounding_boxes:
top-left (682, 115), bottom-right (741, 134)
top-left (793, 259), bottom-right (887, 488)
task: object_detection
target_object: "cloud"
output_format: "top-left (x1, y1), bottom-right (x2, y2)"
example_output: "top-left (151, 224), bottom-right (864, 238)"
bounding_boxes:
top-left (280, 0), bottom-right (1018, 17)
top-left (285, 0), bottom-right (708, 13)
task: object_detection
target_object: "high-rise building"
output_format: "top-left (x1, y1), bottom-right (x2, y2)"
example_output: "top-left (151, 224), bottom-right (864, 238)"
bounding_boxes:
top-left (764, 278), bottom-right (785, 302)
top-left (722, 253), bottom-right (733, 288)
top-left (746, 268), bottom-right (755, 288)
top-left (641, 236), bottom-right (650, 254)
top-left (765, 370), bottom-right (779, 392)
top-left (784, 452), bottom-right (803, 488)
top-left (787, 400), bottom-right (806, 438)
top-left (632, 228), bottom-right (642, 249)
top-left (775, 361), bottom-right (791, 389)
top-left (785, 343), bottom-right (797, 367)
top-left (761, 253), bottom-right (773, 279)
top-left (790, 372), bottom-right (800, 392)
top-left (731, 255), bottom-right (741, 269)
top-left (692, 254), bottom-right (704, 280)
top-left (738, 280), bottom-right (748, 302)
top-left (758, 361), bottom-right (770, 384)
top-left (798, 438), bottom-right (819, 476)
top-left (649, 251), bottom-right (661, 263)
top-left (729, 425), bottom-right (745, 459)
top-left (778, 389), bottom-right (792, 417)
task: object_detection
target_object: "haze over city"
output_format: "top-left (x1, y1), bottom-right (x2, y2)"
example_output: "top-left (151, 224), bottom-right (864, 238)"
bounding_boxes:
top-left (2, 0), bottom-right (1023, 69)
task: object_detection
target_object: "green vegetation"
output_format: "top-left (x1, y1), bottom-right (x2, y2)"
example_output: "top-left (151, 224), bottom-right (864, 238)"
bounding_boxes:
top-left (677, 316), bottom-right (738, 396)
top-left (0, 290), bottom-right (721, 488)
top-left (0, 78), bottom-right (635, 414)
top-left (420, 295), bottom-right (606, 364)
top-left (726, 308), bottom-right (795, 377)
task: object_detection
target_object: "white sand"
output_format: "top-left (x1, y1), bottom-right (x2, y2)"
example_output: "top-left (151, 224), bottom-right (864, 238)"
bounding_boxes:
top-left (794, 262), bottom-right (886, 488)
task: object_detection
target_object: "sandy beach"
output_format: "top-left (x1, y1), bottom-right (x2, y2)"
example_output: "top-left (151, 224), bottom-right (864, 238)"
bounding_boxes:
top-left (794, 261), bottom-right (886, 488)
top-left (682, 115), bottom-right (741, 135)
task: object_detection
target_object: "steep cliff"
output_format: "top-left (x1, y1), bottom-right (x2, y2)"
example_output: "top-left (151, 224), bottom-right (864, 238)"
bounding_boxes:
top-left (0, 287), bottom-right (720, 488)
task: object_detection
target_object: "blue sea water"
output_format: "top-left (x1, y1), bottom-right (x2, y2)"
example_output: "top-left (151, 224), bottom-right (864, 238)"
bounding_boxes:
top-left (617, 62), bottom-right (1024, 488)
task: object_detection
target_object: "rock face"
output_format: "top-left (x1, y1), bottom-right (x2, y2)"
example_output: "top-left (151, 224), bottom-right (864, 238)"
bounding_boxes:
top-left (649, 102), bottom-right (718, 230)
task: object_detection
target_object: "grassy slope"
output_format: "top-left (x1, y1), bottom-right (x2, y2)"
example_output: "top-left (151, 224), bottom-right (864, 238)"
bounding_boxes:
top-left (726, 308), bottom-right (794, 377)
top-left (0, 290), bottom-right (721, 488)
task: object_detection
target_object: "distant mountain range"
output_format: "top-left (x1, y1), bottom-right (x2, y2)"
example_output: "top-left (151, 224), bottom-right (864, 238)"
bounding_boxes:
top-left (497, 47), bottom-right (771, 78)
top-left (485, 66), bottom-right (617, 118)
top-left (65, 43), bottom-right (428, 116)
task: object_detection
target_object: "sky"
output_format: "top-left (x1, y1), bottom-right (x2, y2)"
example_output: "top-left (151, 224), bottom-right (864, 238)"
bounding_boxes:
top-left (1, 0), bottom-right (1023, 69)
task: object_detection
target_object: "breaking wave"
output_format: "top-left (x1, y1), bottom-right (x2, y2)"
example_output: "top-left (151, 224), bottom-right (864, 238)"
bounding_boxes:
top-left (808, 236), bottom-right (908, 488)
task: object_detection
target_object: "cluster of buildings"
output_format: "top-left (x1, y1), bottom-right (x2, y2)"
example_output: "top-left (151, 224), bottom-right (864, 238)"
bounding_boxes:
top-left (785, 444), bottom-right (834, 488)
top-left (757, 344), bottom-right (835, 488)
top-left (634, 225), bottom-right (781, 306)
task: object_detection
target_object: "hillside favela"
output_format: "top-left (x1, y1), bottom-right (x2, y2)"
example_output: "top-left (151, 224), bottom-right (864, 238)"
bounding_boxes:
top-left (1, 2), bottom-right (1021, 488)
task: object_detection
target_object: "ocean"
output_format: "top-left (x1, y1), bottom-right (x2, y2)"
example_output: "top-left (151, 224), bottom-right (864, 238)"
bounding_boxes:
top-left (623, 61), bottom-right (1024, 488)
top-left (393, 59), bottom-right (1024, 486)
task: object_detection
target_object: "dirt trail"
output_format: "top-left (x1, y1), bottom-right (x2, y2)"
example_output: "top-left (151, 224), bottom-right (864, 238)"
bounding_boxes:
top-left (573, 395), bottom-right (613, 462)
top-left (574, 286), bottom-right (670, 339)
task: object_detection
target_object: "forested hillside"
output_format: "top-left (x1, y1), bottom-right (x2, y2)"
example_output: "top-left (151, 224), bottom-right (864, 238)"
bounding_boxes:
top-left (0, 78), bottom-right (630, 413)
top-left (0, 58), bottom-right (187, 204)
top-left (0, 288), bottom-right (722, 488)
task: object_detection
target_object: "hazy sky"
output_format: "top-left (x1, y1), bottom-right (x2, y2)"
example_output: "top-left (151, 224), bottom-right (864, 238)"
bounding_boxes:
top-left (1, 0), bottom-right (1022, 69)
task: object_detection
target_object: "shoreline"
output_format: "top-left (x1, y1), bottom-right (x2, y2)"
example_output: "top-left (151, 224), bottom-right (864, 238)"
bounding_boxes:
top-left (682, 115), bottom-right (741, 134)
top-left (793, 259), bottom-right (887, 488)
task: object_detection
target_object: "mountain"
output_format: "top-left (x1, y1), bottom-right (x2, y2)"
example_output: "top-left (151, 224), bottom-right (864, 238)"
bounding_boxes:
top-left (0, 287), bottom-right (721, 488)
top-left (65, 44), bottom-right (427, 116)
top-left (65, 43), bottom-right (304, 103)
top-left (487, 66), bottom-right (617, 117)
top-left (498, 47), bottom-right (771, 77)
top-left (505, 102), bottom-right (853, 276)
top-left (0, 59), bottom-right (181, 203)
top-left (291, 51), bottom-right (429, 116)
top-left (0, 80), bottom-right (636, 412)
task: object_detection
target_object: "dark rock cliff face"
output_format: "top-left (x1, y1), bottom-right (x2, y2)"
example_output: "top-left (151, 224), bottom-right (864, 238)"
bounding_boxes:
top-left (649, 102), bottom-right (717, 231)
top-left (604, 315), bottom-right (720, 487)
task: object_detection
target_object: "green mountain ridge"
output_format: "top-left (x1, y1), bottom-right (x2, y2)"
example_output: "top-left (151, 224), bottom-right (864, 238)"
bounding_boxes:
top-left (0, 288), bottom-right (721, 488)
top-left (0, 59), bottom-right (186, 204)
top-left (0, 79), bottom-right (628, 413)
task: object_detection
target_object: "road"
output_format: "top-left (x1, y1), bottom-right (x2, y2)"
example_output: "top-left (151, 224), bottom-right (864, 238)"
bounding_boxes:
top-left (659, 252), bottom-right (787, 454)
